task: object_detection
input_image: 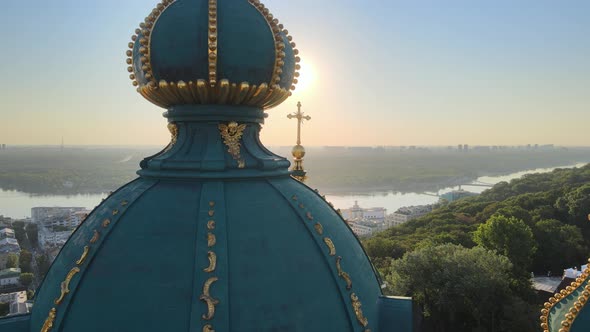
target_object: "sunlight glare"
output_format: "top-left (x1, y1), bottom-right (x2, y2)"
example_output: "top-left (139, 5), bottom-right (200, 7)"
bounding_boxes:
top-left (293, 58), bottom-right (316, 94)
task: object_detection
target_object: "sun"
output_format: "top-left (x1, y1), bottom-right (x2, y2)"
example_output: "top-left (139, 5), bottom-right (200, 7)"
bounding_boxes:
top-left (293, 58), bottom-right (316, 94)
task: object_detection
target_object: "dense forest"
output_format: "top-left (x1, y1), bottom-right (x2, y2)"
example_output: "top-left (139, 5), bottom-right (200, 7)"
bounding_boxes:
top-left (365, 164), bottom-right (590, 331)
top-left (1, 146), bottom-right (590, 195)
top-left (0, 147), bottom-right (157, 194)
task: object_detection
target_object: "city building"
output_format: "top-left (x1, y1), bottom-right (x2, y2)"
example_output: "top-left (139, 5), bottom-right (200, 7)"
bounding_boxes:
top-left (33, 207), bottom-right (89, 250)
top-left (387, 205), bottom-right (434, 228)
top-left (0, 238), bottom-right (20, 255)
top-left (0, 291), bottom-right (29, 316)
top-left (439, 189), bottom-right (478, 203)
top-left (341, 201), bottom-right (386, 222)
top-left (0, 268), bottom-right (21, 287)
top-left (348, 222), bottom-right (375, 237)
top-left (32, 207), bottom-right (88, 228)
top-left (0, 229), bottom-right (15, 240)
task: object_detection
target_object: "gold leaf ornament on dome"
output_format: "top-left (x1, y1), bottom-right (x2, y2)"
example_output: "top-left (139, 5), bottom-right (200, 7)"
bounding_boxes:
top-left (163, 123), bottom-right (178, 153)
top-left (351, 293), bottom-right (369, 328)
top-left (75, 246), bottom-right (90, 265)
top-left (336, 256), bottom-right (353, 290)
top-left (54, 267), bottom-right (81, 305)
top-left (219, 122), bottom-right (247, 168)
top-left (204, 251), bottom-right (217, 273)
top-left (323, 237), bottom-right (336, 256)
top-left (41, 308), bottom-right (57, 332)
top-left (200, 277), bottom-right (220, 320)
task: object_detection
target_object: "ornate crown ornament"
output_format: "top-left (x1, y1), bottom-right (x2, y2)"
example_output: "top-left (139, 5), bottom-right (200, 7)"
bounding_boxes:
top-left (125, 0), bottom-right (301, 109)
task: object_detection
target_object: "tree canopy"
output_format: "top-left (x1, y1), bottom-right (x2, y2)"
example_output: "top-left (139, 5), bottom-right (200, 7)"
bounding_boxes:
top-left (385, 244), bottom-right (537, 332)
top-left (473, 215), bottom-right (536, 272)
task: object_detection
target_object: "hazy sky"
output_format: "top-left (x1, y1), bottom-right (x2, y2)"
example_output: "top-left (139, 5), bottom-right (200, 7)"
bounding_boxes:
top-left (0, 0), bottom-right (589, 147)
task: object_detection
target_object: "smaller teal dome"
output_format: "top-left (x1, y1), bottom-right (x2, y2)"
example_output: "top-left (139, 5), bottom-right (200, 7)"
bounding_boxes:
top-left (126, 0), bottom-right (301, 109)
top-left (542, 260), bottom-right (590, 332)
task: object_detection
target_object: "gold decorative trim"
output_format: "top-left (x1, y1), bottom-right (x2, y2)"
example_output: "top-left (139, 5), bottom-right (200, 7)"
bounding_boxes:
top-left (121, 200), bottom-right (128, 206)
top-left (207, 233), bottom-right (217, 247)
top-left (138, 79), bottom-right (290, 109)
top-left (200, 277), bottom-right (220, 321)
top-left (314, 223), bottom-right (323, 235)
top-left (336, 256), bottom-right (353, 290)
top-left (207, 220), bottom-right (216, 230)
top-left (163, 123), bottom-right (178, 153)
top-left (41, 308), bottom-right (57, 332)
top-left (90, 230), bottom-right (100, 244)
top-left (102, 219), bottom-right (111, 228)
top-left (351, 293), bottom-right (369, 328)
top-left (291, 195), bottom-right (298, 201)
top-left (323, 237), bottom-right (336, 256)
top-left (541, 259), bottom-right (590, 332)
top-left (204, 251), bottom-right (217, 273)
top-left (278, 25), bottom-right (301, 92)
top-left (203, 325), bottom-right (215, 332)
top-left (219, 122), bottom-right (247, 168)
top-left (112, 209), bottom-right (119, 216)
top-left (247, 0), bottom-right (300, 92)
top-left (208, 210), bottom-right (215, 217)
top-left (209, 201), bottom-right (216, 207)
top-left (54, 267), bottom-right (81, 305)
top-left (306, 212), bottom-right (314, 220)
top-left (299, 203), bottom-right (305, 209)
top-left (76, 246), bottom-right (90, 265)
top-left (248, 0), bottom-right (284, 88)
top-left (208, 0), bottom-right (218, 86)
top-left (127, 0), bottom-right (176, 87)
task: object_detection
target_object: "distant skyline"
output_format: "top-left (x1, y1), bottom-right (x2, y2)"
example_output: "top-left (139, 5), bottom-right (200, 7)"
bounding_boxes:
top-left (1, 0), bottom-right (589, 146)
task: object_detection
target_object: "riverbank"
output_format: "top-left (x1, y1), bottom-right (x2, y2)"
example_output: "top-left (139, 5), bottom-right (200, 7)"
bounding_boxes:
top-left (1, 162), bottom-right (586, 220)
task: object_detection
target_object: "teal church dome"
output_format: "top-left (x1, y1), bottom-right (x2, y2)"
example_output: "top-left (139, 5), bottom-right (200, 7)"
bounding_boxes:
top-left (0, 1), bottom-right (417, 332)
top-left (128, 0), bottom-right (299, 109)
top-left (541, 259), bottom-right (590, 332)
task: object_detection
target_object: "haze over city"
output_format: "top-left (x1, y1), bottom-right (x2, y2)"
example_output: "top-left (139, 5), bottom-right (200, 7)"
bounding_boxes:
top-left (1, 0), bottom-right (589, 146)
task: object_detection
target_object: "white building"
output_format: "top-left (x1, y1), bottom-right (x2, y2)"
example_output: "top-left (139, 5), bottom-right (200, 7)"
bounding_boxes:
top-left (0, 268), bottom-right (21, 287)
top-left (33, 207), bottom-right (90, 250)
top-left (31, 207), bottom-right (88, 227)
top-left (0, 228), bottom-right (15, 239)
top-left (341, 201), bottom-right (386, 222)
top-left (348, 222), bottom-right (375, 237)
top-left (0, 238), bottom-right (20, 254)
top-left (0, 290), bottom-right (29, 315)
top-left (386, 205), bottom-right (434, 228)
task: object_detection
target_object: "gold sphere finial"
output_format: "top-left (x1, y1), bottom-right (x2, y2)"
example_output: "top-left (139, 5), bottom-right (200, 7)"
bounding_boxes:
top-left (292, 144), bottom-right (306, 159)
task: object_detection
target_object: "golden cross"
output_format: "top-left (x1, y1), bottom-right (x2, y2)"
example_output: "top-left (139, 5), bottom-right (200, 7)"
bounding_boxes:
top-left (287, 101), bottom-right (311, 145)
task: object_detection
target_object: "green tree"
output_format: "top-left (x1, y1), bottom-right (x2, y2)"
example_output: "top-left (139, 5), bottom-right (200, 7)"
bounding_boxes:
top-left (5, 253), bottom-right (18, 269)
top-left (492, 206), bottom-right (532, 226)
top-left (473, 215), bottom-right (537, 272)
top-left (19, 272), bottom-right (34, 288)
top-left (36, 254), bottom-right (51, 279)
top-left (364, 237), bottom-right (405, 260)
top-left (385, 244), bottom-right (536, 332)
top-left (555, 183), bottom-right (590, 230)
top-left (532, 219), bottom-right (587, 274)
top-left (19, 249), bottom-right (33, 273)
top-left (26, 223), bottom-right (38, 248)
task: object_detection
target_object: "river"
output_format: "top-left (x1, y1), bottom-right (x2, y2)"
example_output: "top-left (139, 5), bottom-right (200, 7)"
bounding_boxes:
top-left (0, 163), bottom-right (586, 219)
